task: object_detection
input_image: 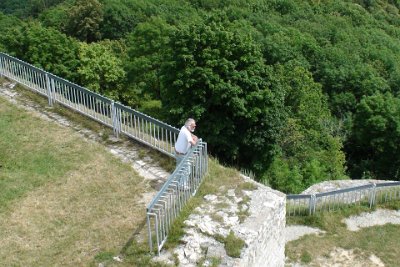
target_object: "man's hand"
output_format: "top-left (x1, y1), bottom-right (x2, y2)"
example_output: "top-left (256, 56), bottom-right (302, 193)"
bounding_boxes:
top-left (191, 134), bottom-right (198, 144)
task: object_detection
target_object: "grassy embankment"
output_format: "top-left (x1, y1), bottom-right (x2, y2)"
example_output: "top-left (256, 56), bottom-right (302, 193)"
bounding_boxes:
top-left (0, 89), bottom-right (158, 266)
top-left (0, 81), bottom-right (249, 266)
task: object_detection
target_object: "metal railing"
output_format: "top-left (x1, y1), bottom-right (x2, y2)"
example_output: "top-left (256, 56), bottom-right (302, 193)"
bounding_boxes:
top-left (287, 181), bottom-right (400, 216)
top-left (0, 52), bottom-right (179, 157)
top-left (0, 52), bottom-right (209, 254)
top-left (146, 139), bottom-right (208, 254)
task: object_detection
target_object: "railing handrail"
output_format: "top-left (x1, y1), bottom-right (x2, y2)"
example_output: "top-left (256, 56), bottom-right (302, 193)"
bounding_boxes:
top-left (315, 184), bottom-right (374, 198)
top-left (0, 51), bottom-right (180, 156)
top-left (376, 181), bottom-right (400, 188)
top-left (147, 139), bottom-right (203, 211)
top-left (287, 181), bottom-right (400, 200)
top-left (286, 194), bottom-right (312, 200)
top-left (287, 181), bottom-right (400, 216)
top-left (1, 52), bottom-right (49, 75)
top-left (50, 73), bottom-right (112, 103)
top-left (114, 101), bottom-right (179, 133)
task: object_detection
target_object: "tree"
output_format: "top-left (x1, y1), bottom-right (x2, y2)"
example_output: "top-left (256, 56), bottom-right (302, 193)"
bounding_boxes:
top-left (0, 12), bottom-right (23, 51)
top-left (66, 0), bottom-right (103, 42)
top-left (160, 13), bottom-right (286, 172)
top-left (264, 63), bottom-right (347, 193)
top-left (39, 1), bottom-right (71, 32)
top-left (77, 41), bottom-right (125, 99)
top-left (99, 0), bottom-right (137, 40)
top-left (124, 17), bottom-right (174, 107)
top-left (349, 93), bottom-right (400, 180)
top-left (2, 21), bottom-right (79, 81)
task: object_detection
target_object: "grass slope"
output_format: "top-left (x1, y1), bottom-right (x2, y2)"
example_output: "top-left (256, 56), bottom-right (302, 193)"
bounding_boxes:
top-left (0, 96), bottom-right (150, 266)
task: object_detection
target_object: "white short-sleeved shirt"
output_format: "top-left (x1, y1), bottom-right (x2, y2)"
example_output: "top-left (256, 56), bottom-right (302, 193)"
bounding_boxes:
top-left (175, 126), bottom-right (193, 154)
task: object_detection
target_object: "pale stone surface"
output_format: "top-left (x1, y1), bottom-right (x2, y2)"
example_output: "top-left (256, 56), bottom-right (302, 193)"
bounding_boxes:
top-left (159, 176), bottom-right (287, 267)
top-left (343, 208), bottom-right (400, 231)
top-left (302, 179), bottom-right (397, 194)
top-left (285, 225), bottom-right (325, 243)
top-left (236, 182), bottom-right (286, 267)
top-left (313, 247), bottom-right (385, 267)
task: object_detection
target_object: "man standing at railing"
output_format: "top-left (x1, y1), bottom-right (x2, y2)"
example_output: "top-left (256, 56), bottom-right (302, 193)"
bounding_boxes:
top-left (174, 118), bottom-right (198, 167)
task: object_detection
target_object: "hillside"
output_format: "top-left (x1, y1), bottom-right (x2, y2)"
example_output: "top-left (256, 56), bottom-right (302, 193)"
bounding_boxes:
top-left (0, 78), bottom-right (172, 266)
top-left (1, 0), bottom-right (400, 194)
top-left (2, 76), bottom-right (400, 266)
top-left (0, 78), bottom-right (287, 266)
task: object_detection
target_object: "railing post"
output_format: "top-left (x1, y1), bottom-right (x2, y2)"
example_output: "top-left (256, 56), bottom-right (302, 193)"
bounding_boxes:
top-left (309, 194), bottom-right (316, 215)
top-left (147, 212), bottom-right (153, 252)
top-left (45, 73), bottom-right (53, 106)
top-left (111, 101), bottom-right (120, 138)
top-left (369, 183), bottom-right (376, 208)
top-left (0, 54), bottom-right (3, 79)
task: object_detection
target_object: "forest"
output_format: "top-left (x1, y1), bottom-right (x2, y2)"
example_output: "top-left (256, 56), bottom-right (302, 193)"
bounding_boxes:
top-left (1, 0), bottom-right (400, 193)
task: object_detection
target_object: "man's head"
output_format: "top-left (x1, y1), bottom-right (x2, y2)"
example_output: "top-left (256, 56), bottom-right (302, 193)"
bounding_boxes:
top-left (185, 118), bottom-right (196, 132)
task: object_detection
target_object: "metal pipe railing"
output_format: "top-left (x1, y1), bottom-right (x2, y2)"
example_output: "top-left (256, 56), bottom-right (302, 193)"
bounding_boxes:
top-left (0, 52), bottom-right (180, 156)
top-left (146, 140), bottom-right (208, 254)
top-left (287, 181), bottom-right (400, 216)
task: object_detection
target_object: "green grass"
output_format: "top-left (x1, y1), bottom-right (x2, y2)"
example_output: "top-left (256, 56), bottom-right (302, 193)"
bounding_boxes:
top-left (286, 204), bottom-right (400, 267)
top-left (0, 98), bottom-right (88, 213)
top-left (0, 93), bottom-right (166, 266)
top-left (217, 231), bottom-right (246, 258)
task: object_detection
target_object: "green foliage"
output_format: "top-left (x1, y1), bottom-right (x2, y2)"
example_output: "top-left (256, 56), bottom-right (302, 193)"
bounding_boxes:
top-left (263, 64), bottom-right (346, 193)
top-left (124, 17), bottom-right (175, 107)
top-left (4, 0), bottom-right (400, 191)
top-left (138, 99), bottom-right (163, 118)
top-left (0, 12), bottom-right (22, 51)
top-left (66, 0), bottom-right (103, 42)
top-left (161, 12), bottom-right (286, 173)
top-left (0, 0), bottom-right (66, 18)
top-left (98, 0), bottom-right (137, 40)
top-left (77, 41), bottom-right (125, 98)
top-left (0, 0), bottom-right (27, 16)
top-left (38, 1), bottom-right (72, 31)
top-left (1, 21), bottom-right (80, 81)
top-left (349, 92), bottom-right (400, 179)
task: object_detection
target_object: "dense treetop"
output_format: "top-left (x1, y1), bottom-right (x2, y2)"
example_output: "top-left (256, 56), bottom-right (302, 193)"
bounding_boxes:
top-left (1, 0), bottom-right (400, 193)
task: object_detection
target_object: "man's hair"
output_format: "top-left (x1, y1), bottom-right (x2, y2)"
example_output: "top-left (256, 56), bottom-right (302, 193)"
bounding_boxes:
top-left (185, 118), bottom-right (195, 127)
